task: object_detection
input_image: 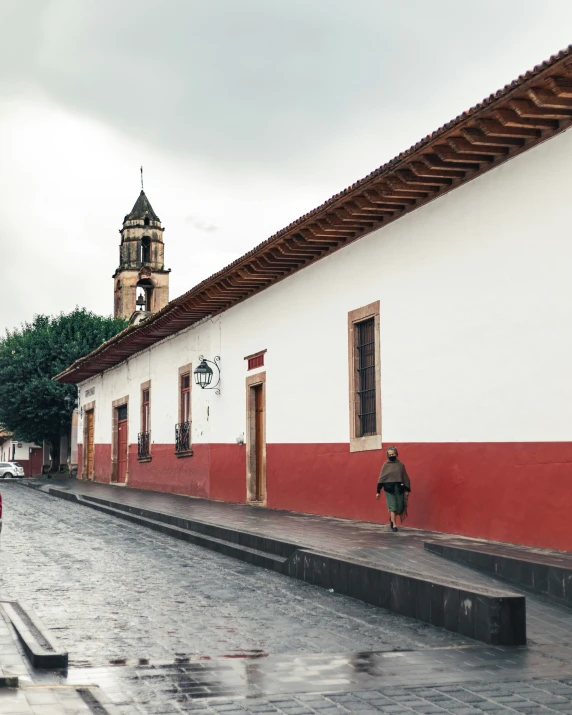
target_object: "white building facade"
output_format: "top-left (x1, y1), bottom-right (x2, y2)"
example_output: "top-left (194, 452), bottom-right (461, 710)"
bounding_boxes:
top-left (58, 47), bottom-right (572, 552)
top-left (0, 436), bottom-right (43, 476)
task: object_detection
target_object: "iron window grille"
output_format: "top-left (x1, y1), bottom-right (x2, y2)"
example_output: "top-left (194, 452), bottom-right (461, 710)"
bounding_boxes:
top-left (138, 431), bottom-right (150, 459)
top-left (175, 421), bottom-right (191, 453)
top-left (356, 318), bottom-right (376, 437)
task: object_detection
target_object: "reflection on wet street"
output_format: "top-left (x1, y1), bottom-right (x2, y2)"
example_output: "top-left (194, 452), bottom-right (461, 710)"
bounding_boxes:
top-left (3, 483), bottom-right (572, 714)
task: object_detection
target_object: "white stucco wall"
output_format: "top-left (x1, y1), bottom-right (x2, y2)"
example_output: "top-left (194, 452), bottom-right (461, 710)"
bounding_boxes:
top-left (0, 441), bottom-right (40, 462)
top-left (79, 126), bottom-right (572, 447)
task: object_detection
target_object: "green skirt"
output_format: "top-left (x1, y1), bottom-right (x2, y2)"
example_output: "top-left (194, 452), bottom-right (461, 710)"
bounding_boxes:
top-left (385, 488), bottom-right (405, 515)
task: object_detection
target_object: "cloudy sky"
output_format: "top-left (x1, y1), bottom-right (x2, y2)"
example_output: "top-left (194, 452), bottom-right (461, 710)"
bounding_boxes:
top-left (1, 0), bottom-right (571, 331)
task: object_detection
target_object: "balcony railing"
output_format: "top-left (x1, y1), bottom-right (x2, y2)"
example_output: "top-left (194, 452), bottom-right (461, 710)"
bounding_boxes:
top-left (175, 421), bottom-right (191, 453)
top-left (138, 431), bottom-right (150, 459)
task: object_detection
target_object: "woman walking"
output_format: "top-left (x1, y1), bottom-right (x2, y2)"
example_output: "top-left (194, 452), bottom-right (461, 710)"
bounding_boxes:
top-left (376, 446), bottom-right (411, 532)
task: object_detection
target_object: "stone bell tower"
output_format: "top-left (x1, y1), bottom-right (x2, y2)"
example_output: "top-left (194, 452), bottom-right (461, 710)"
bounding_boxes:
top-left (113, 190), bottom-right (170, 323)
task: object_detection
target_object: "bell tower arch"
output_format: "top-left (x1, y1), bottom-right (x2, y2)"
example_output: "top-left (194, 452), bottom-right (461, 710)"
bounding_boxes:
top-left (113, 190), bottom-right (170, 322)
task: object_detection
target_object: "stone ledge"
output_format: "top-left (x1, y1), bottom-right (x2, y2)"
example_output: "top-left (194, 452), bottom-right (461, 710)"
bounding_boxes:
top-left (0, 601), bottom-right (68, 669)
top-left (426, 540), bottom-right (572, 608)
top-left (42, 486), bottom-right (526, 646)
top-left (285, 549), bottom-right (526, 646)
top-left (0, 668), bottom-right (18, 689)
top-left (175, 450), bottom-right (194, 458)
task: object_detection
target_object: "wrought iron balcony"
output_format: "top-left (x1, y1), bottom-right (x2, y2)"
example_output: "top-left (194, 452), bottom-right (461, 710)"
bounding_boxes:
top-left (138, 431), bottom-right (150, 459)
top-left (175, 421), bottom-right (191, 454)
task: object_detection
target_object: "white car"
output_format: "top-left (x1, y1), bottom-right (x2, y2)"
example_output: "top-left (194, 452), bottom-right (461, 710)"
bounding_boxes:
top-left (0, 462), bottom-right (24, 478)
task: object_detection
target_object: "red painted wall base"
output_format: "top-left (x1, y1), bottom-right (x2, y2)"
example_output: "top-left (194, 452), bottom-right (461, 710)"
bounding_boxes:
top-left (79, 440), bottom-right (572, 552)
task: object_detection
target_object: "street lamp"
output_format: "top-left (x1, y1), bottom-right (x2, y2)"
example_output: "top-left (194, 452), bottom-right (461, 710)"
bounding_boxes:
top-left (193, 355), bottom-right (221, 395)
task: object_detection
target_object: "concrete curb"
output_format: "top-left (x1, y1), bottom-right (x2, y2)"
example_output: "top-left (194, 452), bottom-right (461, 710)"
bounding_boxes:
top-left (76, 686), bottom-right (121, 714)
top-left (39, 484), bottom-right (527, 646)
top-left (426, 540), bottom-right (572, 609)
top-left (0, 670), bottom-right (19, 688)
top-left (0, 601), bottom-right (68, 669)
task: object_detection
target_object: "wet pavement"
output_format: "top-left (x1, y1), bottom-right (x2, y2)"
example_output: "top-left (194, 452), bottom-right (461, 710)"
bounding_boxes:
top-left (1, 480), bottom-right (572, 713)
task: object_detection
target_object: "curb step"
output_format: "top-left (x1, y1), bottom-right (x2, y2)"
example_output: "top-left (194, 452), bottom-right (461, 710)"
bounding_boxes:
top-left (0, 668), bottom-right (18, 688)
top-left (81, 492), bottom-right (296, 559)
top-left (41, 485), bottom-right (527, 646)
top-left (72, 496), bottom-right (289, 571)
top-left (425, 540), bottom-right (572, 608)
top-left (0, 601), bottom-right (68, 669)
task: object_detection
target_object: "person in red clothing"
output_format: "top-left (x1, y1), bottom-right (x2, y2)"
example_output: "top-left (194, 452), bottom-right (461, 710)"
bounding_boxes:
top-left (376, 446), bottom-right (411, 532)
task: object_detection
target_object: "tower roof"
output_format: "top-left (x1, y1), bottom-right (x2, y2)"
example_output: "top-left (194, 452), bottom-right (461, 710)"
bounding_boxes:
top-left (124, 190), bottom-right (160, 223)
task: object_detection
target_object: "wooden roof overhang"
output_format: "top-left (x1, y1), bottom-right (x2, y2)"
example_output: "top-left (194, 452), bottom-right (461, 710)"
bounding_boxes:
top-left (55, 46), bottom-right (572, 384)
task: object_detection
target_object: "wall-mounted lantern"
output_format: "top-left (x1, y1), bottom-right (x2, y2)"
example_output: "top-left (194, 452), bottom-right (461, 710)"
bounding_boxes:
top-left (194, 355), bottom-right (221, 395)
top-left (64, 394), bottom-right (78, 413)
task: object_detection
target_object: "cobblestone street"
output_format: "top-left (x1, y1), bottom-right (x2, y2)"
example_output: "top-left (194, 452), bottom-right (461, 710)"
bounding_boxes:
top-left (2, 482), bottom-right (572, 714)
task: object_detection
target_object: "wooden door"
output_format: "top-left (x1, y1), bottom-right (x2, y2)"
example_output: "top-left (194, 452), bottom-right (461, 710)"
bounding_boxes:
top-left (29, 448), bottom-right (43, 477)
top-left (253, 384), bottom-right (265, 501)
top-left (86, 410), bottom-right (95, 479)
top-left (117, 419), bottom-right (128, 484)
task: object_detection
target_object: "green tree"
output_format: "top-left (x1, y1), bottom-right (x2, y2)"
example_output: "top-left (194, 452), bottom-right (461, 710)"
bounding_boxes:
top-left (0, 308), bottom-right (127, 465)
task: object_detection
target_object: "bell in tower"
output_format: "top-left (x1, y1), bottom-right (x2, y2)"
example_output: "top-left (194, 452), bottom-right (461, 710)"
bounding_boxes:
top-left (113, 188), bottom-right (171, 323)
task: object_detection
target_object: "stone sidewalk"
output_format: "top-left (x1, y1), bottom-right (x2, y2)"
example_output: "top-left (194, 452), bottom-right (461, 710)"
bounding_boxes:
top-left (23, 478), bottom-right (572, 646)
top-left (6, 478), bottom-right (572, 713)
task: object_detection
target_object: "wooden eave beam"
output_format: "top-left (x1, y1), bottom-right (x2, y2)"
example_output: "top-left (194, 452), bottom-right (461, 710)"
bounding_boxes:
top-left (395, 168), bottom-right (452, 187)
top-left (447, 136), bottom-right (508, 156)
top-left (341, 202), bottom-right (390, 222)
top-left (461, 127), bottom-right (525, 148)
top-left (265, 246), bottom-right (304, 266)
top-left (494, 108), bottom-right (558, 129)
top-left (247, 259), bottom-right (279, 277)
top-left (477, 117), bottom-right (540, 139)
top-left (308, 221), bottom-right (355, 238)
top-left (545, 76), bottom-right (572, 98)
top-left (299, 228), bottom-right (344, 247)
top-left (271, 242), bottom-right (316, 263)
top-left (315, 217), bottom-right (359, 236)
top-left (365, 186), bottom-right (416, 206)
top-left (334, 208), bottom-right (377, 225)
top-left (284, 236), bottom-right (323, 255)
top-left (256, 253), bottom-right (297, 271)
top-left (352, 196), bottom-right (396, 213)
top-left (527, 87), bottom-right (572, 109)
top-left (434, 145), bottom-right (493, 164)
top-left (385, 177), bottom-right (436, 197)
top-left (509, 98), bottom-right (572, 119)
top-left (422, 153), bottom-right (480, 173)
top-left (408, 162), bottom-right (465, 179)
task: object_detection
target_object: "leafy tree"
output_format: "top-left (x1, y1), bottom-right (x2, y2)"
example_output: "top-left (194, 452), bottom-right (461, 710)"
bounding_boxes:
top-left (0, 308), bottom-right (127, 465)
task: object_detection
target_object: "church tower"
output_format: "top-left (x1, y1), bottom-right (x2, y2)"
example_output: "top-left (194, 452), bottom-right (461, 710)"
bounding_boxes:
top-left (113, 190), bottom-right (170, 323)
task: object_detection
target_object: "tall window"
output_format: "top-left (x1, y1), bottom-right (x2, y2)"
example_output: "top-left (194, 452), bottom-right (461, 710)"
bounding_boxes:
top-left (142, 389), bottom-right (150, 432)
top-left (138, 383), bottom-right (151, 459)
top-left (348, 301), bottom-right (381, 452)
top-left (176, 366), bottom-right (192, 455)
top-left (356, 318), bottom-right (376, 436)
top-left (181, 373), bottom-right (190, 423)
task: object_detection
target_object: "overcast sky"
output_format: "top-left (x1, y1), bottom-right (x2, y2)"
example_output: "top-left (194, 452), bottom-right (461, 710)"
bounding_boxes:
top-left (1, 0), bottom-right (571, 331)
